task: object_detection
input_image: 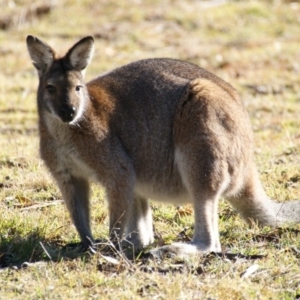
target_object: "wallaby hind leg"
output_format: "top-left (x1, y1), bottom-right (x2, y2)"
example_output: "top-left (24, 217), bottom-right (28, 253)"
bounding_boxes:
top-left (56, 175), bottom-right (93, 249)
top-left (192, 190), bottom-right (222, 251)
top-left (124, 196), bottom-right (154, 250)
top-left (150, 149), bottom-right (229, 258)
top-left (175, 148), bottom-right (229, 252)
top-left (150, 78), bottom-right (234, 258)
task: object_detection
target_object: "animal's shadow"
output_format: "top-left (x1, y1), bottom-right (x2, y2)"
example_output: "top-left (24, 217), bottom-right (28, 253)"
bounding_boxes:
top-left (3, 227), bottom-right (294, 272)
top-left (0, 230), bottom-right (157, 271)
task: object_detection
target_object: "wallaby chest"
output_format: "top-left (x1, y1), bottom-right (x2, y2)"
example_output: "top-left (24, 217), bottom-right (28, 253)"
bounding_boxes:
top-left (41, 118), bottom-right (99, 182)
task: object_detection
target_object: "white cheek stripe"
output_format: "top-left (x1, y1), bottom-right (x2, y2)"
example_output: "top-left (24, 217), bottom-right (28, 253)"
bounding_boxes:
top-left (70, 92), bottom-right (86, 124)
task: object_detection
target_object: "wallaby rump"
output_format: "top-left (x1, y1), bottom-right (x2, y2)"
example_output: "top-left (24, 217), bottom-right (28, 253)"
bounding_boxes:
top-left (26, 35), bottom-right (300, 257)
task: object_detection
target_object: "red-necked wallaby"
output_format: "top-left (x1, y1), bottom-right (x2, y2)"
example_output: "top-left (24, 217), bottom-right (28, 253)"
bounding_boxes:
top-left (26, 35), bottom-right (300, 257)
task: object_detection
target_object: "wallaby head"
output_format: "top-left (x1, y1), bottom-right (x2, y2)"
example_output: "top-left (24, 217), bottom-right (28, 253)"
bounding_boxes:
top-left (26, 35), bottom-right (94, 124)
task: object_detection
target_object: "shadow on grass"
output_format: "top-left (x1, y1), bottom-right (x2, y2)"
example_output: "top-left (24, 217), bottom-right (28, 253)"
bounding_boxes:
top-left (0, 230), bottom-right (96, 269)
top-left (1, 228), bottom-right (284, 273)
top-left (0, 231), bottom-right (149, 271)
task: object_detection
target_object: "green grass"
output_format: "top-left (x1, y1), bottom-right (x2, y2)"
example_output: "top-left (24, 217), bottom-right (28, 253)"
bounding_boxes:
top-left (1, 0), bottom-right (300, 299)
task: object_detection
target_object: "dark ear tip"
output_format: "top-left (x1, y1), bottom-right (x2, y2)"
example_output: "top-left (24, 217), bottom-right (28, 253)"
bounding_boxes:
top-left (84, 36), bottom-right (94, 44)
top-left (26, 35), bottom-right (36, 44)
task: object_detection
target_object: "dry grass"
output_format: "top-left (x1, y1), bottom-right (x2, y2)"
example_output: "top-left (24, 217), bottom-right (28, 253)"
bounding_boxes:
top-left (1, 0), bottom-right (300, 299)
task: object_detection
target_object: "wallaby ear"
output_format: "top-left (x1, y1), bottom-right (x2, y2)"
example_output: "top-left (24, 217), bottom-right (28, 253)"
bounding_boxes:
top-left (26, 35), bottom-right (55, 76)
top-left (65, 36), bottom-right (94, 71)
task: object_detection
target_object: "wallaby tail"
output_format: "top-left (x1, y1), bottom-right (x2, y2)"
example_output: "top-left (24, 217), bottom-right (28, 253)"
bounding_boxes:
top-left (227, 165), bottom-right (300, 227)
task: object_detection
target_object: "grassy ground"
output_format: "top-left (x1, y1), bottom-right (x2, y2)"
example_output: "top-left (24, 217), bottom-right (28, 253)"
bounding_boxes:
top-left (1, 0), bottom-right (300, 299)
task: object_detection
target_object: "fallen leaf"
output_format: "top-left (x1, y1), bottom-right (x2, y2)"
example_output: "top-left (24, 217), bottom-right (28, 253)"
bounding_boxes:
top-left (240, 264), bottom-right (260, 279)
top-left (175, 206), bottom-right (193, 218)
top-left (99, 254), bottom-right (120, 265)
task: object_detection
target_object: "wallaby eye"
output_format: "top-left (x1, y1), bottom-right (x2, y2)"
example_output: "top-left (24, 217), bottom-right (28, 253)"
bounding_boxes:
top-left (46, 85), bottom-right (56, 94)
top-left (75, 85), bottom-right (82, 92)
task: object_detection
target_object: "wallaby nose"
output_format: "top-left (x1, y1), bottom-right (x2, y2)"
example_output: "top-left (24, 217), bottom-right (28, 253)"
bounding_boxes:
top-left (60, 104), bottom-right (76, 122)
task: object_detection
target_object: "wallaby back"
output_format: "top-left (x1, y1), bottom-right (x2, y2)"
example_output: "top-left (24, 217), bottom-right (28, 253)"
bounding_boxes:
top-left (26, 36), bottom-right (300, 257)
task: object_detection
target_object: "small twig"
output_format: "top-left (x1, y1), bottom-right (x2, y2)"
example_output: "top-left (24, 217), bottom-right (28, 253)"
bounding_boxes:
top-left (20, 200), bottom-right (63, 211)
top-left (211, 252), bottom-right (266, 260)
top-left (39, 242), bottom-right (52, 261)
top-left (94, 240), bottom-right (133, 268)
top-left (108, 240), bottom-right (133, 268)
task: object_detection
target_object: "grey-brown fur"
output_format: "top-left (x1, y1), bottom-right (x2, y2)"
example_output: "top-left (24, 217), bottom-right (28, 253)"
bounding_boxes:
top-left (26, 35), bottom-right (300, 257)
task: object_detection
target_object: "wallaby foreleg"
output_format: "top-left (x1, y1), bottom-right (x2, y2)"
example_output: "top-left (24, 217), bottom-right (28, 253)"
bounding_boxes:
top-left (106, 187), bottom-right (135, 247)
top-left (57, 175), bottom-right (93, 248)
top-left (124, 195), bottom-right (154, 249)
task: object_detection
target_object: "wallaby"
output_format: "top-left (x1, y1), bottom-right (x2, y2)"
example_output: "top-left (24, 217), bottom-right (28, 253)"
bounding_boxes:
top-left (26, 35), bottom-right (300, 257)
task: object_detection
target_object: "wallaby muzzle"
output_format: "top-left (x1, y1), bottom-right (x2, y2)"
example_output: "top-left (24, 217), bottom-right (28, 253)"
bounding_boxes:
top-left (60, 104), bottom-right (76, 123)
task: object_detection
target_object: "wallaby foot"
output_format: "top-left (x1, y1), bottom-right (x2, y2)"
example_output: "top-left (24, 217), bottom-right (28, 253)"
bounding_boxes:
top-left (149, 242), bottom-right (212, 259)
